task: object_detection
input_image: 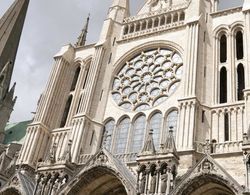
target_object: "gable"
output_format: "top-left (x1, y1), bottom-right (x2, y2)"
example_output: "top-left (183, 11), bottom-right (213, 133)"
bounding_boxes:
top-left (137, 0), bottom-right (190, 15)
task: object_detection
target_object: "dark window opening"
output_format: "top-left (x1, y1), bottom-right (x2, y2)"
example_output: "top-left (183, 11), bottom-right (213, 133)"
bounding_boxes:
top-left (123, 26), bottom-right (128, 35)
top-left (100, 90), bottom-right (104, 101)
top-left (237, 63), bottom-right (245, 100)
top-left (70, 66), bottom-right (81, 91)
top-left (108, 53), bottom-right (112, 64)
top-left (202, 110), bottom-right (205, 123)
top-left (90, 131), bottom-right (95, 145)
top-left (154, 18), bottom-right (159, 27)
top-left (60, 95), bottom-right (73, 128)
top-left (220, 67), bottom-right (227, 103)
top-left (173, 13), bottom-right (178, 22)
top-left (0, 75), bottom-right (4, 85)
top-left (82, 68), bottom-right (89, 89)
top-left (167, 15), bottom-right (171, 24)
top-left (148, 19), bottom-right (153, 29)
top-left (180, 12), bottom-right (185, 21)
top-left (130, 24), bottom-right (134, 33)
top-left (236, 31), bottom-right (244, 60)
top-left (112, 37), bottom-right (116, 46)
top-left (220, 34), bottom-right (227, 63)
top-left (224, 113), bottom-right (229, 141)
top-left (141, 21), bottom-right (146, 30)
top-left (76, 95), bottom-right (82, 114)
top-left (160, 16), bottom-right (165, 26)
top-left (135, 23), bottom-right (140, 32)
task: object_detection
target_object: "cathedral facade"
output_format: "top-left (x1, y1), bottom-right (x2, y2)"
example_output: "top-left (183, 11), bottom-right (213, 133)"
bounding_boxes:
top-left (2, 0), bottom-right (250, 194)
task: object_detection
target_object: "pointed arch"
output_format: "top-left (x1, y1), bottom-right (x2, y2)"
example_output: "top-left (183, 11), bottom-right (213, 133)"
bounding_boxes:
top-left (236, 31), bottom-right (244, 60)
top-left (220, 67), bottom-right (227, 103)
top-left (149, 111), bottom-right (162, 149)
top-left (130, 114), bottom-right (146, 153)
top-left (220, 34), bottom-right (227, 63)
top-left (101, 119), bottom-right (115, 151)
top-left (60, 95), bottom-right (73, 127)
top-left (114, 117), bottom-right (130, 154)
top-left (70, 66), bottom-right (81, 91)
top-left (237, 63), bottom-right (245, 101)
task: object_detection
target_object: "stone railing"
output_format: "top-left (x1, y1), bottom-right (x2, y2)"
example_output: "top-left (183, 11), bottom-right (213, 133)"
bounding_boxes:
top-left (195, 140), bottom-right (242, 154)
top-left (123, 2), bottom-right (189, 23)
top-left (121, 10), bottom-right (185, 41)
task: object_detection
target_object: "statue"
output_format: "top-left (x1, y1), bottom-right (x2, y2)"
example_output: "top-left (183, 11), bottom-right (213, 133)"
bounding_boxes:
top-left (139, 171), bottom-right (146, 194)
top-left (149, 170), bottom-right (157, 193)
top-left (161, 168), bottom-right (168, 193)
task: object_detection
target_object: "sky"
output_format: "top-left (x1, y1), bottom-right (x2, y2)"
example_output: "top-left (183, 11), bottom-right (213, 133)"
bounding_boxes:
top-left (0, 0), bottom-right (244, 123)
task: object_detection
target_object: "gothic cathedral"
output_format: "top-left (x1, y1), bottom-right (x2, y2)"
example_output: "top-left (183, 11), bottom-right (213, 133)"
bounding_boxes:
top-left (2, 0), bottom-right (250, 194)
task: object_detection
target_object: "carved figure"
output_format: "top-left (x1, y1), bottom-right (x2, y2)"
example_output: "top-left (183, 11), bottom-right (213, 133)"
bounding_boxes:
top-left (161, 168), bottom-right (168, 193)
top-left (149, 170), bottom-right (157, 193)
top-left (139, 171), bottom-right (147, 194)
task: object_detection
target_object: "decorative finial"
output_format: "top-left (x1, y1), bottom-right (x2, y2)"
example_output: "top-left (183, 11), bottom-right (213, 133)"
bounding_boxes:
top-left (140, 129), bottom-right (156, 156)
top-left (75, 14), bottom-right (90, 47)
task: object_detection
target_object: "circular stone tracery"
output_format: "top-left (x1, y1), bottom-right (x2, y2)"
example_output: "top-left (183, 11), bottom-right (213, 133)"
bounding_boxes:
top-left (112, 48), bottom-right (183, 111)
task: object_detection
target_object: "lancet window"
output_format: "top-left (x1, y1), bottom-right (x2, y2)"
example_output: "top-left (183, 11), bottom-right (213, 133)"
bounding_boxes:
top-left (114, 117), bottom-right (130, 154)
top-left (102, 119), bottom-right (115, 151)
top-left (220, 67), bottom-right (227, 103)
top-left (166, 110), bottom-right (178, 139)
top-left (149, 112), bottom-right (162, 149)
top-left (130, 115), bottom-right (146, 153)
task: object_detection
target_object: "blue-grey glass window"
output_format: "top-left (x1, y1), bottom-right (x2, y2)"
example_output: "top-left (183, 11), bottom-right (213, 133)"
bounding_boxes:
top-left (130, 115), bottom-right (146, 153)
top-left (149, 112), bottom-right (162, 149)
top-left (114, 117), bottom-right (130, 154)
top-left (166, 110), bottom-right (178, 139)
top-left (102, 120), bottom-right (115, 151)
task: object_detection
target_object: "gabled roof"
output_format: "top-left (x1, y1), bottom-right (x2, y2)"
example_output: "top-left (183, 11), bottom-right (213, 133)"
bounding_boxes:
top-left (4, 120), bottom-right (31, 144)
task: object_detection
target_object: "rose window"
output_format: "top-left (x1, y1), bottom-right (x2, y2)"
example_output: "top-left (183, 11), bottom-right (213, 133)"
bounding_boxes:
top-left (112, 48), bottom-right (183, 111)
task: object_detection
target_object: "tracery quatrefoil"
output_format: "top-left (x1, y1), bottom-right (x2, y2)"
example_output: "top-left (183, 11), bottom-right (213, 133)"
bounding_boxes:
top-left (112, 48), bottom-right (183, 111)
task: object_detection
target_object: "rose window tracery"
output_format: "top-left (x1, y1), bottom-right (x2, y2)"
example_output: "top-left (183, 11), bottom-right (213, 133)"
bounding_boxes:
top-left (112, 48), bottom-right (183, 111)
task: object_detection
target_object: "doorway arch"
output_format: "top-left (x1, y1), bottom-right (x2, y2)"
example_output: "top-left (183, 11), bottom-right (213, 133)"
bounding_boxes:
top-left (66, 166), bottom-right (128, 195)
top-left (176, 174), bottom-right (238, 195)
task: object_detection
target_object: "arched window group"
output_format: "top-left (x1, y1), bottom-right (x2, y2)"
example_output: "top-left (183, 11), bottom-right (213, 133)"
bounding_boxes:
top-left (218, 30), bottom-right (245, 103)
top-left (123, 11), bottom-right (185, 35)
top-left (101, 109), bottom-right (179, 154)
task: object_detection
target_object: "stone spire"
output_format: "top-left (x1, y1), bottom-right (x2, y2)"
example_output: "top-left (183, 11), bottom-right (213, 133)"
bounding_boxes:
top-left (75, 14), bottom-right (90, 47)
top-left (0, 0), bottom-right (29, 143)
top-left (160, 127), bottom-right (178, 156)
top-left (0, 0), bottom-right (29, 93)
top-left (140, 129), bottom-right (156, 156)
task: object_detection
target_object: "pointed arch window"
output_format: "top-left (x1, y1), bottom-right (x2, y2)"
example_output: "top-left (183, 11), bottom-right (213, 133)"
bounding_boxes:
top-left (114, 117), bottom-right (130, 154)
top-left (130, 115), bottom-right (146, 153)
top-left (101, 119), bottom-right (115, 151)
top-left (70, 66), bottom-right (81, 91)
top-left (236, 31), bottom-right (244, 60)
top-left (220, 67), bottom-right (227, 103)
top-left (76, 94), bottom-right (83, 114)
top-left (237, 63), bottom-right (245, 101)
top-left (149, 112), bottom-right (162, 149)
top-left (166, 110), bottom-right (178, 139)
top-left (220, 34), bottom-right (227, 63)
top-left (60, 95), bottom-right (73, 127)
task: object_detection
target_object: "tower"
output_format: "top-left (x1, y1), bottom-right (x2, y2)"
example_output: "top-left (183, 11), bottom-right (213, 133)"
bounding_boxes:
top-left (0, 0), bottom-right (30, 142)
top-left (2, 0), bottom-right (250, 194)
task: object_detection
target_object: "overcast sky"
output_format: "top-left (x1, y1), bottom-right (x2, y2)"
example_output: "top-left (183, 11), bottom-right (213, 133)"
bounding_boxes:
top-left (0, 0), bottom-right (244, 123)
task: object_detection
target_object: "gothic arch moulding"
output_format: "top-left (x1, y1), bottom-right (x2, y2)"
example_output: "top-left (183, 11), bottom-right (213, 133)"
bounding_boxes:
top-left (59, 149), bottom-right (136, 195)
top-left (112, 40), bottom-right (184, 76)
top-left (174, 172), bottom-right (239, 195)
